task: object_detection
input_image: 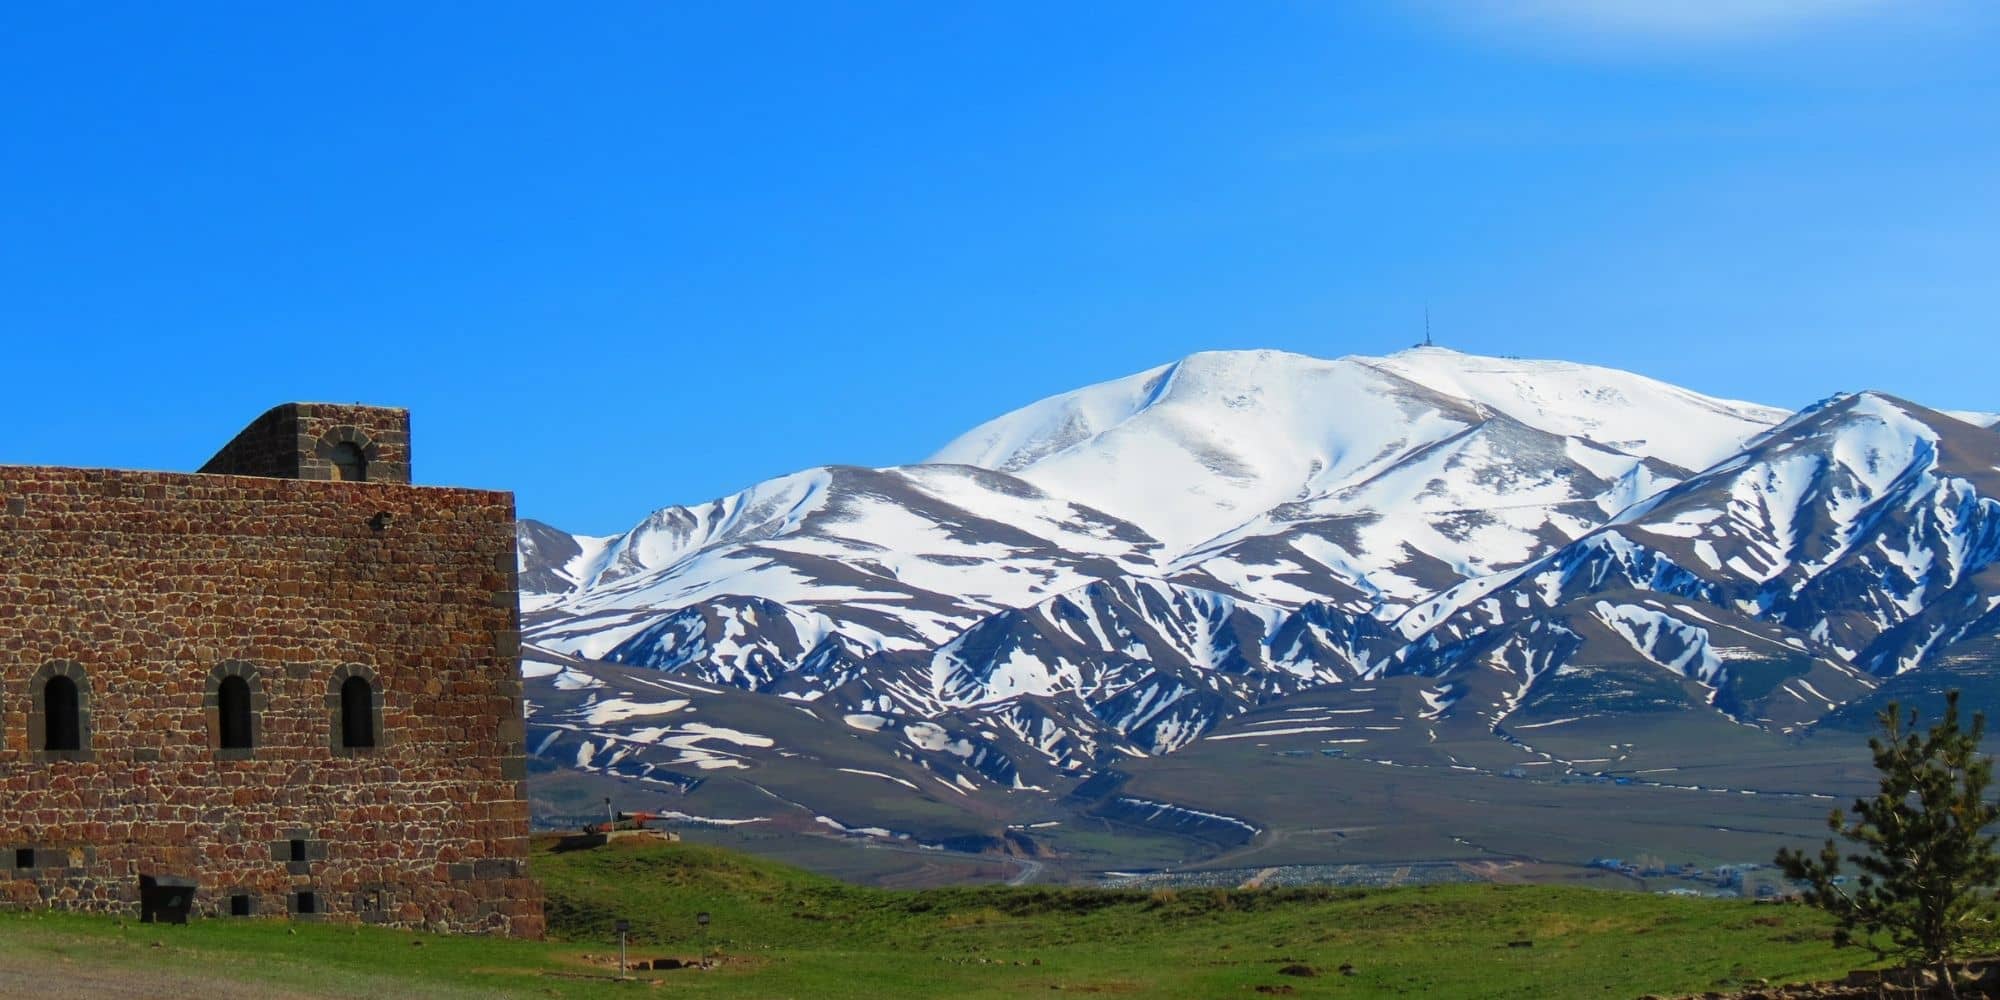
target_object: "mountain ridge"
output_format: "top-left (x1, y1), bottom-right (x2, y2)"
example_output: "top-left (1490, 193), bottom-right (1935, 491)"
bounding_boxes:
top-left (517, 348), bottom-right (1998, 850)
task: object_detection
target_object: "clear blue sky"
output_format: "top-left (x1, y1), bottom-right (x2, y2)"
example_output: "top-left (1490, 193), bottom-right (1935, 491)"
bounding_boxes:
top-left (4, 2), bottom-right (1996, 533)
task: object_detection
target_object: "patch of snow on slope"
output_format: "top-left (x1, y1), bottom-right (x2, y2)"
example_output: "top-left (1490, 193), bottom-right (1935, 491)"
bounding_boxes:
top-left (583, 698), bottom-right (690, 725)
top-left (903, 722), bottom-right (974, 757)
top-left (1592, 601), bottom-right (1724, 687)
top-left (1370, 347), bottom-right (1786, 472)
top-left (1205, 725), bottom-right (1344, 741)
top-left (842, 713), bottom-right (890, 732)
top-left (668, 723), bottom-right (774, 749)
top-left (1113, 796), bottom-right (1262, 837)
top-left (837, 768), bottom-right (921, 791)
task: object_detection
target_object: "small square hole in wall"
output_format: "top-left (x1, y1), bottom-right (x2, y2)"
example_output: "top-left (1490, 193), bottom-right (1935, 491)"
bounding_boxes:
top-left (294, 891), bottom-right (317, 915)
top-left (289, 839), bottom-right (306, 863)
top-left (230, 894), bottom-right (252, 917)
top-left (13, 849), bottom-right (32, 870)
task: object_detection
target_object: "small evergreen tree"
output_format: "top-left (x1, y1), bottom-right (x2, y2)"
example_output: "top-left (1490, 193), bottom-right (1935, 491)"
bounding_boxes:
top-left (1775, 690), bottom-right (2000, 997)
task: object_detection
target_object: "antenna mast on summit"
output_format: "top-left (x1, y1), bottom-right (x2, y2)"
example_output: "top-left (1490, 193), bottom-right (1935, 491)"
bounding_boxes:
top-left (1424, 304), bottom-right (1433, 348)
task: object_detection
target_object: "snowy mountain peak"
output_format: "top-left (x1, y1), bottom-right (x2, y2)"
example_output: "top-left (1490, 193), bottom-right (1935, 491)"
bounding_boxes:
top-left (931, 350), bottom-right (1480, 549)
top-left (930, 347), bottom-right (1785, 550)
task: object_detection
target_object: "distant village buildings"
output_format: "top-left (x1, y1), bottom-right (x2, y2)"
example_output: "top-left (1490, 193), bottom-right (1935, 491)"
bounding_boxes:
top-left (0, 404), bottom-right (541, 936)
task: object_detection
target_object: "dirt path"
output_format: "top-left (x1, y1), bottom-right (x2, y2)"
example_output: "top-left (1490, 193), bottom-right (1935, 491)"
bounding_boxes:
top-left (1007, 857), bottom-right (1046, 886)
top-left (0, 951), bottom-right (323, 1000)
top-left (1238, 867), bottom-right (1282, 889)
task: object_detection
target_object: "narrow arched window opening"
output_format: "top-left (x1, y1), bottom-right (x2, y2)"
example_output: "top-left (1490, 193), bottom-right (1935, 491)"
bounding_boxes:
top-left (330, 442), bottom-right (368, 482)
top-left (340, 676), bottom-right (376, 748)
top-left (44, 676), bottom-right (81, 752)
top-left (218, 675), bottom-right (254, 749)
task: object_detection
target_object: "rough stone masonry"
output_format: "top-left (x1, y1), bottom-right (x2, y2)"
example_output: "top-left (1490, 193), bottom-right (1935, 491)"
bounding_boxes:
top-left (0, 403), bottom-right (543, 937)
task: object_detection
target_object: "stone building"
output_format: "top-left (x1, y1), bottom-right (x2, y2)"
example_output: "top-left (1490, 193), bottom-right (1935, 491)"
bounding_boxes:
top-left (0, 403), bottom-right (542, 937)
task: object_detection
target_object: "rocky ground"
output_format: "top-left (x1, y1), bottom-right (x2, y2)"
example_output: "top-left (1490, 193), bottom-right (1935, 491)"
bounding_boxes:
top-left (1655, 959), bottom-right (2000, 999)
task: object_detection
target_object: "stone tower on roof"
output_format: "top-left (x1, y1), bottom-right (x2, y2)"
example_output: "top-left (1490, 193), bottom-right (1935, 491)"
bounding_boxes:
top-left (198, 402), bottom-right (412, 483)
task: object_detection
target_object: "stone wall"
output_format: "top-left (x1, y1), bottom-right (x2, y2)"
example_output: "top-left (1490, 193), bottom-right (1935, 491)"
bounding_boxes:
top-left (0, 429), bottom-right (540, 936)
top-left (198, 403), bottom-right (413, 484)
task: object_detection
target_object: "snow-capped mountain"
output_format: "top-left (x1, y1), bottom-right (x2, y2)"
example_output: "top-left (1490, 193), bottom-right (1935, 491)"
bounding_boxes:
top-left (524, 463), bottom-right (1162, 652)
top-left (931, 348), bottom-right (1782, 551)
top-left (519, 347), bottom-right (1998, 827)
top-left (1391, 392), bottom-right (2000, 732)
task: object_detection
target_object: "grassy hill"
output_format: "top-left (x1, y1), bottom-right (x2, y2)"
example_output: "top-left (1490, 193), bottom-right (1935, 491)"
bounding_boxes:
top-left (0, 836), bottom-right (1866, 999)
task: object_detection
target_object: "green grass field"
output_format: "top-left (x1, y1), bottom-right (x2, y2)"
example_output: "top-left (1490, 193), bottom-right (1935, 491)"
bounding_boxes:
top-left (0, 837), bottom-right (1868, 999)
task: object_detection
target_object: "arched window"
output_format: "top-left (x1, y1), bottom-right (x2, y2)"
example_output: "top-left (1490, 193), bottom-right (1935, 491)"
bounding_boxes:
top-left (330, 442), bottom-right (368, 482)
top-left (208, 662), bottom-right (262, 756)
top-left (218, 675), bottom-right (254, 749)
top-left (43, 676), bottom-right (81, 752)
top-left (28, 661), bottom-right (91, 760)
top-left (327, 665), bottom-right (383, 755)
top-left (340, 676), bottom-right (376, 748)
